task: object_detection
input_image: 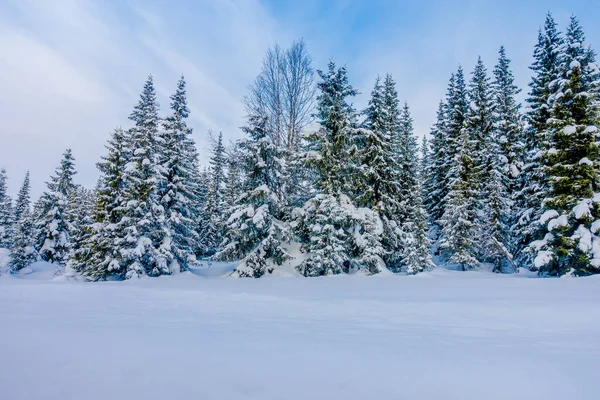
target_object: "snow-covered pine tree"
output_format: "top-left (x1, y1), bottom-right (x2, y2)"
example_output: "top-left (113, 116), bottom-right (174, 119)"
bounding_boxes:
top-left (396, 102), bottom-right (420, 220)
top-left (198, 132), bottom-right (226, 257)
top-left (65, 186), bottom-right (96, 261)
top-left (396, 103), bottom-right (434, 274)
top-left (224, 146), bottom-right (243, 211)
top-left (156, 76), bottom-right (200, 272)
top-left (356, 78), bottom-right (398, 207)
top-left (355, 76), bottom-right (401, 271)
top-left (436, 67), bottom-right (469, 255)
top-left (302, 61), bottom-right (359, 196)
top-left (531, 16), bottom-right (600, 276)
top-left (423, 100), bottom-right (448, 226)
top-left (464, 57), bottom-right (512, 270)
top-left (69, 127), bottom-right (130, 280)
top-left (13, 172), bottom-right (31, 225)
top-left (34, 148), bottom-right (77, 265)
top-left (293, 61), bottom-right (385, 276)
top-left (0, 168), bottom-right (12, 248)
top-left (9, 172), bottom-right (36, 273)
top-left (491, 46), bottom-right (523, 270)
top-left (513, 13), bottom-right (563, 269)
top-left (492, 46), bottom-right (524, 192)
top-left (119, 75), bottom-right (170, 278)
top-left (439, 129), bottom-right (479, 270)
top-left (419, 137), bottom-right (428, 184)
top-left (216, 114), bottom-right (291, 277)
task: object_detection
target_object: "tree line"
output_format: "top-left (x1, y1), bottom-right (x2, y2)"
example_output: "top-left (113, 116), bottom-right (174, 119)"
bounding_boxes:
top-left (1, 13), bottom-right (599, 279)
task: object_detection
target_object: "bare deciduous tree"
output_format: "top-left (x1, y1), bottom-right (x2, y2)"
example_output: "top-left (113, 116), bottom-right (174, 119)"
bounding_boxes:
top-left (244, 39), bottom-right (315, 150)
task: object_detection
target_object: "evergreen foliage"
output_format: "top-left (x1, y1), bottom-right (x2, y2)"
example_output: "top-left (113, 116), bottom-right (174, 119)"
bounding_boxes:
top-left (217, 115), bottom-right (291, 277)
top-left (0, 168), bottom-right (12, 248)
top-left (9, 173), bottom-right (36, 272)
top-left (531, 16), bottom-right (600, 276)
top-left (35, 148), bottom-right (77, 265)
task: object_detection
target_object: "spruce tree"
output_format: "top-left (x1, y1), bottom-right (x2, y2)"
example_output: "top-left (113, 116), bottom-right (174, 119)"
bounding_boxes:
top-left (9, 173), bottom-right (36, 273)
top-left (395, 102), bottom-right (433, 273)
top-left (532, 16), bottom-right (600, 276)
top-left (35, 148), bottom-right (77, 265)
top-left (216, 115), bottom-right (291, 277)
top-left (156, 76), bottom-right (200, 271)
top-left (293, 61), bottom-right (385, 276)
top-left (66, 186), bottom-right (96, 260)
top-left (513, 13), bottom-right (563, 269)
top-left (355, 77), bottom-right (398, 212)
top-left (355, 77), bottom-right (402, 271)
top-left (199, 132), bottom-right (226, 257)
top-left (465, 57), bottom-right (512, 270)
top-left (423, 101), bottom-right (448, 226)
top-left (439, 129), bottom-right (479, 270)
top-left (436, 67), bottom-right (469, 257)
top-left (0, 168), bottom-right (12, 248)
top-left (492, 46), bottom-right (524, 189)
top-left (70, 127), bottom-right (130, 280)
top-left (120, 75), bottom-right (169, 278)
top-left (224, 147), bottom-right (243, 211)
top-left (303, 61), bottom-right (359, 196)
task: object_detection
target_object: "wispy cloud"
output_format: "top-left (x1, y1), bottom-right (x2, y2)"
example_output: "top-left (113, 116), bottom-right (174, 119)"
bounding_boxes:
top-left (0, 0), bottom-right (280, 197)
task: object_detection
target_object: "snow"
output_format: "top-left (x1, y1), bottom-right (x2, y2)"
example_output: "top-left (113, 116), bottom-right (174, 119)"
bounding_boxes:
top-left (574, 225), bottom-right (592, 252)
top-left (540, 209), bottom-right (559, 224)
top-left (592, 220), bottom-right (600, 234)
top-left (574, 199), bottom-right (592, 219)
top-left (534, 250), bottom-right (554, 268)
top-left (578, 157), bottom-right (593, 166)
top-left (1, 268), bottom-right (599, 400)
top-left (548, 214), bottom-right (569, 231)
top-left (570, 60), bottom-right (581, 70)
top-left (0, 247), bottom-right (10, 273)
top-left (563, 125), bottom-right (577, 135)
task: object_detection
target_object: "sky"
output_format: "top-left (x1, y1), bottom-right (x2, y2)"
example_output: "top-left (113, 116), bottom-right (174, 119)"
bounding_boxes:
top-left (1, 0), bottom-right (599, 198)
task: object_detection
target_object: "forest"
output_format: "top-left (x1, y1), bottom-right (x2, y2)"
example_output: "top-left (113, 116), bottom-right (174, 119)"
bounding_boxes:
top-left (1, 13), bottom-right (599, 279)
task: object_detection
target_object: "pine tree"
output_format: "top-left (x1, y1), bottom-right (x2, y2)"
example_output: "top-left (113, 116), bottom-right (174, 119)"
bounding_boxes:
top-left (9, 173), bottom-right (36, 273)
top-left (423, 101), bottom-right (448, 226)
top-left (357, 77), bottom-right (401, 212)
top-left (531, 16), bottom-right (600, 276)
top-left (119, 75), bottom-right (170, 278)
top-left (355, 77), bottom-right (402, 271)
top-left (35, 148), bottom-right (77, 265)
top-left (435, 68), bottom-right (469, 239)
top-left (70, 127), bottom-right (130, 280)
top-left (216, 115), bottom-right (291, 277)
top-left (66, 186), bottom-right (96, 260)
top-left (224, 147), bottom-right (243, 211)
top-left (419, 137), bottom-right (429, 184)
top-left (293, 193), bottom-right (385, 276)
top-left (0, 168), bottom-right (12, 248)
top-left (303, 61), bottom-right (359, 196)
top-left (464, 57), bottom-right (512, 270)
top-left (492, 46), bottom-right (524, 189)
top-left (402, 204), bottom-right (434, 275)
top-left (513, 13), bottom-right (563, 269)
top-left (439, 129), bottom-right (479, 270)
top-left (397, 103), bottom-right (434, 274)
top-left (156, 76), bottom-right (200, 271)
top-left (293, 61), bottom-right (385, 276)
top-left (199, 132), bottom-right (226, 257)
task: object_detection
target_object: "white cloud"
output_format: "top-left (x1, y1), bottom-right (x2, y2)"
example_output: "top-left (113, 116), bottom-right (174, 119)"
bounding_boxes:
top-left (0, 0), bottom-right (280, 198)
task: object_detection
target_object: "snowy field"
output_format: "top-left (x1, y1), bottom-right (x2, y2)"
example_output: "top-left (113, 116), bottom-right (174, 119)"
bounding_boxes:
top-left (1, 262), bottom-right (599, 400)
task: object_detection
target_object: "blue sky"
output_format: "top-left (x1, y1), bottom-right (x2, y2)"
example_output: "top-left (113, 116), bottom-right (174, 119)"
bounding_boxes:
top-left (1, 0), bottom-right (599, 197)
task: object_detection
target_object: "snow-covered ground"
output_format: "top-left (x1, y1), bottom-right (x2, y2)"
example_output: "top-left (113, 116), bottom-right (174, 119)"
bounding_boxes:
top-left (1, 262), bottom-right (599, 400)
